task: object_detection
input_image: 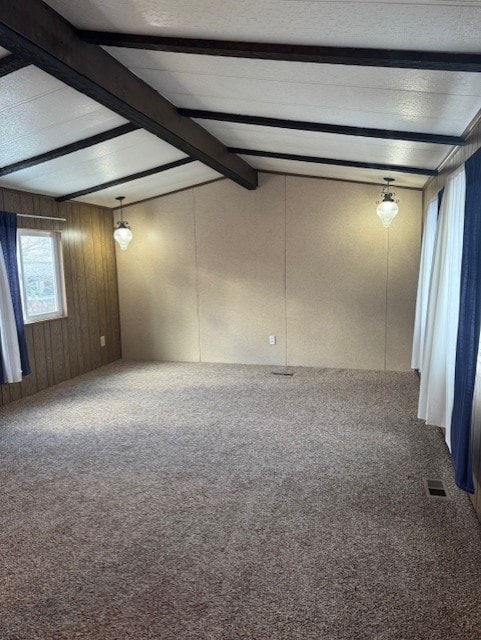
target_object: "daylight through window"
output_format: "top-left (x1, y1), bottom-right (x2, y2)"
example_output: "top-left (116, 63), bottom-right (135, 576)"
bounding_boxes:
top-left (17, 229), bottom-right (67, 323)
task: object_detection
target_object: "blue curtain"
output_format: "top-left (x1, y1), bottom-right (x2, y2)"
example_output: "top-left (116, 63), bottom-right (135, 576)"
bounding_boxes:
top-left (438, 187), bottom-right (444, 214)
top-left (451, 148), bottom-right (481, 493)
top-left (0, 211), bottom-right (30, 382)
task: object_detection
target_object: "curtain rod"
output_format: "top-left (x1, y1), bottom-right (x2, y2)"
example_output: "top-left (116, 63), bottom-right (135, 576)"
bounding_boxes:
top-left (17, 213), bottom-right (66, 222)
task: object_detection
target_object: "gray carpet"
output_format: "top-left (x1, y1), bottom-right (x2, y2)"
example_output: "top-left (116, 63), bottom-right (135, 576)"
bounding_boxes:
top-left (1, 361), bottom-right (481, 639)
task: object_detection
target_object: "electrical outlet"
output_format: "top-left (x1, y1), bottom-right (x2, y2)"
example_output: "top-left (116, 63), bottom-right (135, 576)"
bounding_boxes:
top-left (100, 336), bottom-right (106, 347)
top-left (269, 335), bottom-right (276, 345)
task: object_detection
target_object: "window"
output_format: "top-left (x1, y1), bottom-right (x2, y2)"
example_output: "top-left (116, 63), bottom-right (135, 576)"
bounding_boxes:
top-left (17, 229), bottom-right (67, 323)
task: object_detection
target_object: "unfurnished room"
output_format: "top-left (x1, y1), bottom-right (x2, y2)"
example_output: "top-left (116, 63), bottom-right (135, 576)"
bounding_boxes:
top-left (1, 1), bottom-right (481, 639)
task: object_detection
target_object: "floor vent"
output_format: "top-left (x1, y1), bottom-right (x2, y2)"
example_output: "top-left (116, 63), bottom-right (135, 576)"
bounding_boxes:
top-left (271, 371), bottom-right (295, 376)
top-left (423, 478), bottom-right (449, 499)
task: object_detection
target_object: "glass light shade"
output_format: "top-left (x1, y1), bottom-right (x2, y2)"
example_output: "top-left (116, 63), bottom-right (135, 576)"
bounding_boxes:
top-left (376, 199), bottom-right (399, 228)
top-left (113, 224), bottom-right (133, 250)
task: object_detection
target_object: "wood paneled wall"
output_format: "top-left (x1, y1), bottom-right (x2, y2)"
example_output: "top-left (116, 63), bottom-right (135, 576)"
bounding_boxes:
top-left (0, 187), bottom-right (121, 407)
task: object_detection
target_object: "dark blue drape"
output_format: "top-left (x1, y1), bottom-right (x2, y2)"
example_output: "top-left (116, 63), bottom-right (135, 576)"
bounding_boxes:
top-left (438, 187), bottom-right (445, 215)
top-left (0, 211), bottom-right (30, 382)
top-left (451, 148), bottom-right (481, 493)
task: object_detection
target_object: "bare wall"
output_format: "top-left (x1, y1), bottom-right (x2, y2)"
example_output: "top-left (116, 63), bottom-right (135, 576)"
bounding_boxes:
top-left (0, 187), bottom-right (121, 407)
top-left (117, 173), bottom-right (422, 371)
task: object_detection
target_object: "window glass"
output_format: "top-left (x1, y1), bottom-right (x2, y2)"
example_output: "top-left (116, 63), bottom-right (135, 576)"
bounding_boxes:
top-left (17, 229), bottom-right (67, 323)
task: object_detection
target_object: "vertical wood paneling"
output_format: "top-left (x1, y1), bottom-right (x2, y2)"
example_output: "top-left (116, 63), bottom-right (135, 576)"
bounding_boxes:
top-left (56, 201), bottom-right (72, 383)
top-left (32, 323), bottom-right (49, 392)
top-left (23, 328), bottom-right (37, 397)
top-left (58, 201), bottom-right (76, 381)
top-left (93, 206), bottom-right (109, 366)
top-left (0, 187), bottom-right (121, 407)
top-left (104, 210), bottom-right (121, 362)
top-left (73, 202), bottom-right (91, 375)
top-left (82, 204), bottom-right (101, 371)
top-left (91, 207), bottom-right (103, 363)
top-left (63, 201), bottom-right (85, 376)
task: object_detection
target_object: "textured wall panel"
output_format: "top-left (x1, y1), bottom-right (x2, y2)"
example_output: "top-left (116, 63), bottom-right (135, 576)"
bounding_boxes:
top-left (117, 190), bottom-right (200, 362)
top-left (195, 174), bottom-right (286, 365)
top-left (118, 172), bottom-right (421, 371)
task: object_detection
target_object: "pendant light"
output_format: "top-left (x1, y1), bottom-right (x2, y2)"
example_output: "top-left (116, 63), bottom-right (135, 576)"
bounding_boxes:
top-left (376, 178), bottom-right (399, 228)
top-left (113, 196), bottom-right (133, 250)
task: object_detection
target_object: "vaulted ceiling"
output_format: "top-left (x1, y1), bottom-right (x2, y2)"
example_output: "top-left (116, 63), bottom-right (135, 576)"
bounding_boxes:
top-left (1, 0), bottom-right (481, 208)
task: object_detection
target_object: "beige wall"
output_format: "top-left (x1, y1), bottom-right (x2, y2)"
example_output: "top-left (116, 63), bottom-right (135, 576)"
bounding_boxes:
top-left (117, 173), bottom-right (422, 371)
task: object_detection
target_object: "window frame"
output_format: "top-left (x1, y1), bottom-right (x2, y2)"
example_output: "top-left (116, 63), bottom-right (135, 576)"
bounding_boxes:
top-left (16, 228), bottom-right (68, 324)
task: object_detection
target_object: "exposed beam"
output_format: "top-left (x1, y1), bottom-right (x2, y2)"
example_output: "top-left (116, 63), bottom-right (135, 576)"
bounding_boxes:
top-left (56, 157), bottom-right (195, 202)
top-left (0, 52), bottom-right (29, 76)
top-left (228, 148), bottom-right (438, 176)
top-left (178, 109), bottom-right (465, 146)
top-left (80, 31), bottom-right (481, 72)
top-left (0, 1), bottom-right (257, 190)
top-left (0, 123), bottom-right (139, 177)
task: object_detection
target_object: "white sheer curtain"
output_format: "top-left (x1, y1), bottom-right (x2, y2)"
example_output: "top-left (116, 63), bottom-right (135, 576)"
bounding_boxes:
top-left (470, 346), bottom-right (481, 486)
top-left (411, 197), bottom-right (439, 371)
top-left (418, 166), bottom-right (466, 450)
top-left (0, 239), bottom-right (22, 383)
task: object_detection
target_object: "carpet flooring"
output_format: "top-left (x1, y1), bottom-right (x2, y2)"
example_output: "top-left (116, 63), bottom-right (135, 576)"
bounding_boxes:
top-left (1, 361), bottom-right (481, 639)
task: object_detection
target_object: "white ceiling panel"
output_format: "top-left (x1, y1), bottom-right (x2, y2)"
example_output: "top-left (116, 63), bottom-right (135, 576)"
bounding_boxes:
top-left (107, 51), bottom-right (480, 135)
top-left (2, 1), bottom-right (481, 200)
top-left (133, 68), bottom-right (481, 131)
top-left (171, 92), bottom-right (472, 137)
top-left (0, 67), bottom-right (128, 167)
top-left (247, 158), bottom-right (428, 189)
top-left (110, 51), bottom-right (481, 100)
top-left (0, 130), bottom-right (187, 198)
top-left (77, 161), bottom-right (221, 207)
top-left (44, 1), bottom-right (481, 51)
top-left (194, 121), bottom-right (448, 168)
top-left (0, 109), bottom-right (128, 168)
top-left (0, 65), bottom-right (66, 111)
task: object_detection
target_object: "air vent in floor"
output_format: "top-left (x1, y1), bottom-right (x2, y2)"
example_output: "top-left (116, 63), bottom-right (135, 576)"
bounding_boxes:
top-left (423, 478), bottom-right (449, 499)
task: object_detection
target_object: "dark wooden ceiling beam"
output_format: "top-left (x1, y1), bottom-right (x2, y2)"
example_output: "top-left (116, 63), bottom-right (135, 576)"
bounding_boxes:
top-left (0, 123), bottom-right (139, 177)
top-left (228, 148), bottom-right (438, 176)
top-left (178, 109), bottom-right (465, 146)
top-left (80, 31), bottom-right (481, 73)
top-left (0, 1), bottom-right (257, 190)
top-left (56, 157), bottom-right (195, 202)
top-left (0, 52), bottom-right (29, 76)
